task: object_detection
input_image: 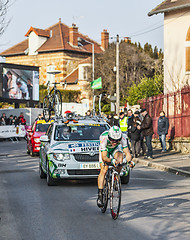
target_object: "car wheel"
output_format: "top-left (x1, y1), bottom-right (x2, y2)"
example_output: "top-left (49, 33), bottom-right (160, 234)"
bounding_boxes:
top-left (39, 161), bottom-right (46, 179)
top-left (46, 161), bottom-right (56, 186)
top-left (121, 169), bottom-right (130, 184)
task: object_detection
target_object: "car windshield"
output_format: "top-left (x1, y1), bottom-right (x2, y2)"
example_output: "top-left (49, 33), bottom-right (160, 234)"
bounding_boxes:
top-left (54, 124), bottom-right (109, 141)
top-left (36, 123), bottom-right (50, 133)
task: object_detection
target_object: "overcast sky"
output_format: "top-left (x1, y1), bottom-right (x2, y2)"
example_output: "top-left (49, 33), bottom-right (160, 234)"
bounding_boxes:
top-left (0, 0), bottom-right (164, 53)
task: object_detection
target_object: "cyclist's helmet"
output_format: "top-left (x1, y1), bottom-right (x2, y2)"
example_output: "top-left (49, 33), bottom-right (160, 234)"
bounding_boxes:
top-left (108, 126), bottom-right (122, 142)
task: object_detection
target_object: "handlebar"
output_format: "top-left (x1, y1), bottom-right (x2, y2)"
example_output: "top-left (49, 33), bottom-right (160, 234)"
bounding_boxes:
top-left (104, 160), bottom-right (135, 168)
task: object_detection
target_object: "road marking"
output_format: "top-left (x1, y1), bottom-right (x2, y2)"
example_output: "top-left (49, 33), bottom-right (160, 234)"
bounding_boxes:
top-left (131, 177), bottom-right (175, 182)
top-left (17, 159), bottom-right (37, 163)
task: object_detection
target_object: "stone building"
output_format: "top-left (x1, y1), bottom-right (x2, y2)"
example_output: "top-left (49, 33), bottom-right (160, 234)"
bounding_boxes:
top-left (0, 19), bottom-right (109, 103)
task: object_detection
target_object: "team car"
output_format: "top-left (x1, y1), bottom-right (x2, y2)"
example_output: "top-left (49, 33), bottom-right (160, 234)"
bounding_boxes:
top-left (27, 119), bottom-right (54, 156)
top-left (39, 115), bottom-right (110, 185)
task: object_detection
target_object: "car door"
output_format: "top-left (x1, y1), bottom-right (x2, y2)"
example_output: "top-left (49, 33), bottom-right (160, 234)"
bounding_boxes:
top-left (28, 122), bottom-right (35, 151)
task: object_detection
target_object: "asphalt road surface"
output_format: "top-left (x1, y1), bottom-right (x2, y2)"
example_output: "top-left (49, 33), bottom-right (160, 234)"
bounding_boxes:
top-left (0, 140), bottom-right (190, 240)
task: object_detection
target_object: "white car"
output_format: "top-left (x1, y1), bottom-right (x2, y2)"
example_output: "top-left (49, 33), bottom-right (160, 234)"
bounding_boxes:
top-left (39, 116), bottom-right (109, 185)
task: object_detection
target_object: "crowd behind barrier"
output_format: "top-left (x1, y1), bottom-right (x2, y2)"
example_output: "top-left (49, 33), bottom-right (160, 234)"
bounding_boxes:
top-left (0, 112), bottom-right (26, 126)
top-left (0, 112), bottom-right (27, 141)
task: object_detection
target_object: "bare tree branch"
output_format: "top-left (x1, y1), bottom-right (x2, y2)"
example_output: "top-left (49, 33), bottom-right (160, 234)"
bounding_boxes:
top-left (0, 0), bottom-right (11, 37)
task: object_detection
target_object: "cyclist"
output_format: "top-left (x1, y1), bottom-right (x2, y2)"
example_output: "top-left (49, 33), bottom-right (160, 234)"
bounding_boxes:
top-left (97, 125), bottom-right (133, 208)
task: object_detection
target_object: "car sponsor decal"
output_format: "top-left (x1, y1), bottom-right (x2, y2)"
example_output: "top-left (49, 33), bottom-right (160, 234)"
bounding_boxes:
top-left (68, 142), bottom-right (99, 153)
top-left (49, 160), bottom-right (57, 175)
top-left (58, 163), bottom-right (66, 167)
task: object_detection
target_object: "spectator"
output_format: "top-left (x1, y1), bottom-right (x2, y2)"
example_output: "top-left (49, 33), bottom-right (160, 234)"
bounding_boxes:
top-left (19, 112), bottom-right (26, 125)
top-left (113, 114), bottom-right (119, 127)
top-left (130, 116), bottom-right (141, 158)
top-left (13, 116), bottom-right (19, 126)
top-left (107, 113), bottom-right (115, 127)
top-left (157, 111), bottom-right (169, 152)
top-left (1, 113), bottom-right (8, 124)
top-left (127, 109), bottom-right (134, 139)
top-left (119, 112), bottom-right (128, 134)
top-left (134, 110), bottom-right (146, 156)
top-left (0, 116), bottom-right (6, 126)
top-left (6, 115), bottom-right (14, 125)
top-left (140, 109), bottom-right (154, 159)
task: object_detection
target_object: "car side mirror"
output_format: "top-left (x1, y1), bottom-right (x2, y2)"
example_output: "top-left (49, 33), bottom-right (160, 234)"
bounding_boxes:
top-left (40, 135), bottom-right (49, 142)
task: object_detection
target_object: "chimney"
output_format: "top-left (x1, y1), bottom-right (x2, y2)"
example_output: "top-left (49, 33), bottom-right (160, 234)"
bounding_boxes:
top-left (124, 37), bottom-right (131, 43)
top-left (69, 23), bottom-right (78, 47)
top-left (101, 29), bottom-right (109, 50)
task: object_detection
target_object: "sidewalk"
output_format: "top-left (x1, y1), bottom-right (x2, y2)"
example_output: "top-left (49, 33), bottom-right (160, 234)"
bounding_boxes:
top-left (133, 149), bottom-right (190, 177)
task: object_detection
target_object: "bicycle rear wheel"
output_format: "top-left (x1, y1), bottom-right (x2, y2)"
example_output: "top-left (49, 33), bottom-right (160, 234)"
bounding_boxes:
top-left (52, 90), bottom-right (62, 117)
top-left (43, 95), bottom-right (50, 122)
top-left (110, 172), bottom-right (121, 220)
top-left (101, 180), bottom-right (109, 213)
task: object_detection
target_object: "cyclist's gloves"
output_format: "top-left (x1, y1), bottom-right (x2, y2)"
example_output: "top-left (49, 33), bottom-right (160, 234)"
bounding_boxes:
top-left (111, 158), bottom-right (117, 166)
top-left (129, 160), bottom-right (135, 168)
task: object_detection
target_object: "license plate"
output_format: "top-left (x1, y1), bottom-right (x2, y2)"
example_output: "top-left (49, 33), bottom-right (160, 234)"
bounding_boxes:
top-left (80, 163), bottom-right (100, 169)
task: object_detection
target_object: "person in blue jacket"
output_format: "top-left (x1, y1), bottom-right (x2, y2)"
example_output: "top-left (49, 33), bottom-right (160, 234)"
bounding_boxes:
top-left (157, 111), bottom-right (169, 152)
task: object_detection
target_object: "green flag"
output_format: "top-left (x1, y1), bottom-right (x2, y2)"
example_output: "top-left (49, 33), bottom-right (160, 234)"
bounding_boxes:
top-left (90, 77), bottom-right (102, 89)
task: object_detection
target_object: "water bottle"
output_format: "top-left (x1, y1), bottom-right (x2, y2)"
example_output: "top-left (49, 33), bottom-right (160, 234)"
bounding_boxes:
top-left (120, 167), bottom-right (128, 176)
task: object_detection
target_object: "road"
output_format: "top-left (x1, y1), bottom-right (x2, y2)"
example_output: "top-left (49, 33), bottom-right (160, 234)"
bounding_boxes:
top-left (0, 140), bottom-right (190, 240)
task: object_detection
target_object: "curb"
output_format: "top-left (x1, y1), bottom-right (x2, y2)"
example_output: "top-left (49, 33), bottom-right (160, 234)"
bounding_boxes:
top-left (133, 158), bottom-right (190, 178)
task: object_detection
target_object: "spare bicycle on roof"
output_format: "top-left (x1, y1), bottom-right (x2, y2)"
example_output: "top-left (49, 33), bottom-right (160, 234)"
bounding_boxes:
top-left (43, 70), bottom-right (62, 122)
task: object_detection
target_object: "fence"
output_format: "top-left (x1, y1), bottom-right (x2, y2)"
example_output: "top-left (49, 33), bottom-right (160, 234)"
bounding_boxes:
top-left (139, 86), bottom-right (190, 138)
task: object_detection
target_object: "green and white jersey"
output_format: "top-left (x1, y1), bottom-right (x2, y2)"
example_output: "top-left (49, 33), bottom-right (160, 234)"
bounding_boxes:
top-left (99, 131), bottom-right (129, 154)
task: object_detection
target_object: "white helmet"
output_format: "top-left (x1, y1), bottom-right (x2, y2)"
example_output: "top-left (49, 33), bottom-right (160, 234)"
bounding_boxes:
top-left (108, 126), bottom-right (122, 141)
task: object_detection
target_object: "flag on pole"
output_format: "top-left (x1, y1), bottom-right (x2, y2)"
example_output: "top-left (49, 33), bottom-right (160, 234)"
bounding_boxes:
top-left (90, 77), bottom-right (102, 89)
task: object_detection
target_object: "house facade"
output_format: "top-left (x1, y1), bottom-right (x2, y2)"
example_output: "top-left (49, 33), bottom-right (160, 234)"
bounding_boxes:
top-left (0, 19), bottom-right (109, 103)
top-left (149, 0), bottom-right (190, 94)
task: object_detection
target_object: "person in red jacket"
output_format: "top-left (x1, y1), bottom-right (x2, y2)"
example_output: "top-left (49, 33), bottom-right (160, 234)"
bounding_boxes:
top-left (19, 112), bottom-right (26, 125)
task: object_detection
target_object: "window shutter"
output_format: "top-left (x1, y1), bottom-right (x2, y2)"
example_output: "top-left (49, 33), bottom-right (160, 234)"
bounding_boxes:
top-left (186, 47), bottom-right (190, 72)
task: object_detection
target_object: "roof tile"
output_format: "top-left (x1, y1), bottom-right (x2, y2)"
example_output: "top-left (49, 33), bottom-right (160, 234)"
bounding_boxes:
top-left (148, 0), bottom-right (190, 16)
top-left (0, 21), bottom-right (103, 56)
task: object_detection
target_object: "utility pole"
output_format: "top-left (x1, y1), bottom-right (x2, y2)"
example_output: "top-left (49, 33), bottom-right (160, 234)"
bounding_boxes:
top-left (116, 34), bottom-right (120, 116)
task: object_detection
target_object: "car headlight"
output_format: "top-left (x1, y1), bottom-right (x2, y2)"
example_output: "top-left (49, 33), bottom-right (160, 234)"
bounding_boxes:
top-left (53, 153), bottom-right (70, 161)
top-left (34, 138), bottom-right (41, 143)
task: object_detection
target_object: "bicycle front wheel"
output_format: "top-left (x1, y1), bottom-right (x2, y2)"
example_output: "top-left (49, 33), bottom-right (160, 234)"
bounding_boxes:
top-left (110, 172), bottom-right (121, 220)
top-left (52, 90), bottom-right (62, 117)
top-left (101, 180), bottom-right (109, 213)
top-left (43, 95), bottom-right (50, 122)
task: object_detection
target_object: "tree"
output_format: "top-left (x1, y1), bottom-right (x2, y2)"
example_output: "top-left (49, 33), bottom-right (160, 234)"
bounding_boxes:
top-left (0, 0), bottom-right (11, 37)
top-left (153, 46), bottom-right (159, 59)
top-left (92, 41), bottom-right (161, 105)
top-left (127, 73), bottom-right (164, 106)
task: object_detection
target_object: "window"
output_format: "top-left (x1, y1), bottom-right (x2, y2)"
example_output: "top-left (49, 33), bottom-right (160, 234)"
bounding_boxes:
top-left (83, 66), bottom-right (89, 80)
top-left (35, 123), bottom-right (50, 132)
top-left (54, 124), bottom-right (109, 141)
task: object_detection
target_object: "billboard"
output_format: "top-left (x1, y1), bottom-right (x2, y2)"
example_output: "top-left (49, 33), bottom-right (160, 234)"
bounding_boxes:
top-left (0, 63), bottom-right (39, 103)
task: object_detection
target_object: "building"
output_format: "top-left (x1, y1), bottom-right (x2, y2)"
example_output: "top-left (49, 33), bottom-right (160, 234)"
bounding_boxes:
top-left (149, 0), bottom-right (190, 94)
top-left (0, 19), bottom-right (109, 103)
